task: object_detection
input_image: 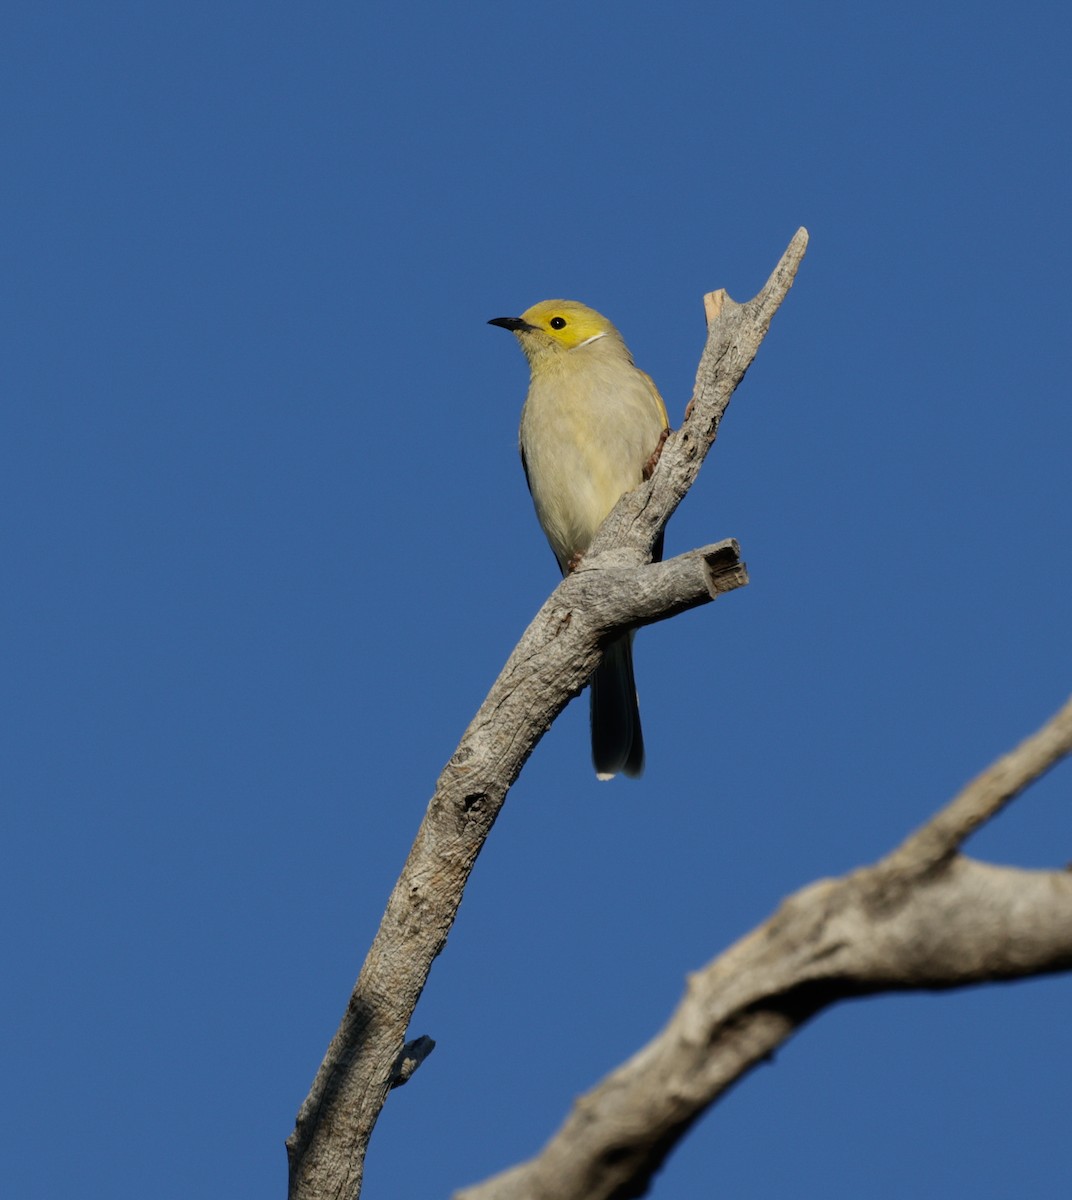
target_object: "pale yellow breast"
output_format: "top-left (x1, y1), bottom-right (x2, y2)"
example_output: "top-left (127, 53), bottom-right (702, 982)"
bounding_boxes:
top-left (519, 346), bottom-right (667, 571)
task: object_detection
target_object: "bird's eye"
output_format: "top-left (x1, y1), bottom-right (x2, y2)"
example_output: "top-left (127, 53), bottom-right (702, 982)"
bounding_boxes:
top-left (549, 316), bottom-right (567, 330)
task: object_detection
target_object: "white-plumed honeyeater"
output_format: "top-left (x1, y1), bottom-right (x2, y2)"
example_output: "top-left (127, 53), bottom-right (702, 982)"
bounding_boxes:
top-left (489, 300), bottom-right (669, 780)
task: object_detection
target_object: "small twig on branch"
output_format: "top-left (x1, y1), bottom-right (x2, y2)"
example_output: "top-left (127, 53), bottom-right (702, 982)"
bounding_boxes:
top-left (886, 693), bottom-right (1072, 873)
top-left (455, 695), bottom-right (1072, 1200)
top-left (388, 1035), bottom-right (436, 1089)
top-left (285, 231), bottom-right (808, 1200)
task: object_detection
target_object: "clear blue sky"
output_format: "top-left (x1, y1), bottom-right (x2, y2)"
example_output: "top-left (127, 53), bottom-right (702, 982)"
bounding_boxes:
top-left (3, 3), bottom-right (1070, 1197)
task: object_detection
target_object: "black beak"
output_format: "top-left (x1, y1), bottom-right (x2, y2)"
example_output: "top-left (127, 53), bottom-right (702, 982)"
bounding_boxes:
top-left (488, 316), bottom-right (534, 332)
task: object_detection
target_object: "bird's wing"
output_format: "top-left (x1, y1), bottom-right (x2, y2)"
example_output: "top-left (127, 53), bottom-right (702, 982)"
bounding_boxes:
top-left (519, 439), bottom-right (532, 496)
top-left (519, 440), bottom-right (566, 574)
top-left (639, 369), bottom-right (671, 431)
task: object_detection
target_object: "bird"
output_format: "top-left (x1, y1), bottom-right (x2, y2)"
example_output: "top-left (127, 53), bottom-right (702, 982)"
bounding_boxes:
top-left (489, 300), bottom-right (669, 780)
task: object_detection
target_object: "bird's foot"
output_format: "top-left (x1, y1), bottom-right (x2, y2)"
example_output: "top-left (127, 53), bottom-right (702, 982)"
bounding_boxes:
top-left (642, 427), bottom-right (671, 480)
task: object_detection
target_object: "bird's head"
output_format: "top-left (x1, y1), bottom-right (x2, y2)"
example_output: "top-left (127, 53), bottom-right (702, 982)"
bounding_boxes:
top-left (489, 300), bottom-right (626, 367)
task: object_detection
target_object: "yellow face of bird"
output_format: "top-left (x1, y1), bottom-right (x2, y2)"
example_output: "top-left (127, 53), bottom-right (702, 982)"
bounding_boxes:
top-left (488, 300), bottom-right (623, 364)
top-left (518, 300), bottom-right (617, 349)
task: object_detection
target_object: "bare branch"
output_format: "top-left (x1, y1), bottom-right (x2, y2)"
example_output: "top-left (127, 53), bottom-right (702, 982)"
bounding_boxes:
top-left (886, 692), bottom-right (1072, 873)
top-left (589, 226), bottom-right (809, 567)
top-left (455, 696), bottom-right (1072, 1200)
top-left (285, 231), bottom-right (809, 1200)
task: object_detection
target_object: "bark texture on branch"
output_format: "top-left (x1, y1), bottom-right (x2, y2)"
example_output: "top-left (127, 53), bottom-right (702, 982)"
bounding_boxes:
top-left (455, 695), bottom-right (1072, 1200)
top-left (285, 231), bottom-right (810, 1200)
